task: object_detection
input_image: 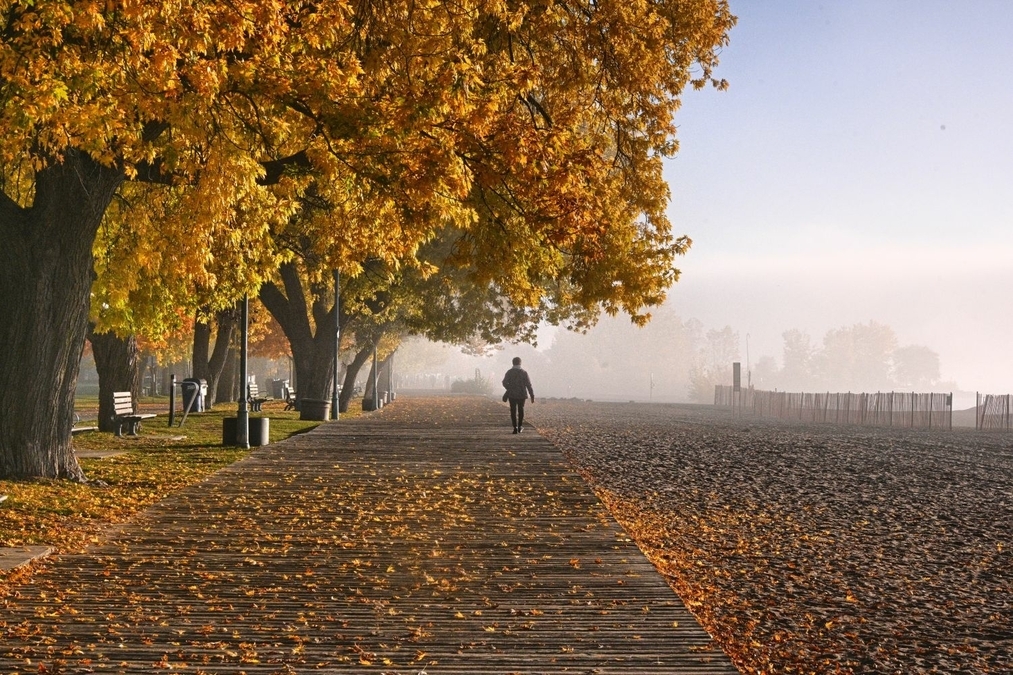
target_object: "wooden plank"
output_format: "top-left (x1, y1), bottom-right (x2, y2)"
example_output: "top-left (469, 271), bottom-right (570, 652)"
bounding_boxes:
top-left (0, 396), bottom-right (738, 674)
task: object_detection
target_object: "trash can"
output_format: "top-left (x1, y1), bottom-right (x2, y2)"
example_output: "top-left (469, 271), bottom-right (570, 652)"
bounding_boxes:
top-left (300, 399), bottom-right (331, 421)
top-left (181, 378), bottom-right (208, 413)
top-left (223, 417), bottom-right (270, 446)
top-left (270, 378), bottom-right (288, 399)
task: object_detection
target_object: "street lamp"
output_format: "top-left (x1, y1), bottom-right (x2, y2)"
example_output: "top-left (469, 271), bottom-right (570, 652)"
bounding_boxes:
top-left (236, 294), bottom-right (249, 448)
top-left (331, 269), bottom-right (340, 420)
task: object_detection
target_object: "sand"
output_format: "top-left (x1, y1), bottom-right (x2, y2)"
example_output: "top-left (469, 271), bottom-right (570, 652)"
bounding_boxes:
top-left (534, 399), bottom-right (1012, 674)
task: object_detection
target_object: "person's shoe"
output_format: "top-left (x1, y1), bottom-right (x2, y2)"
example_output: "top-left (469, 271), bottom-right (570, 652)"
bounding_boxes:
top-left (517, 425), bottom-right (523, 433)
top-left (512, 427), bottom-right (519, 434)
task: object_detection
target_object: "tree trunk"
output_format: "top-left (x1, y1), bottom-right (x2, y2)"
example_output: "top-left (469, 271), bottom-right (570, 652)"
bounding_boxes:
top-left (88, 329), bottom-right (141, 432)
top-left (143, 355), bottom-right (159, 396)
top-left (361, 352), bottom-right (393, 407)
top-left (259, 262), bottom-right (338, 408)
top-left (219, 346), bottom-right (240, 404)
top-left (379, 353), bottom-right (393, 397)
top-left (192, 317), bottom-right (212, 380)
top-left (362, 353), bottom-right (377, 403)
top-left (0, 151), bottom-right (124, 480)
top-left (192, 306), bottom-right (239, 408)
top-left (339, 345), bottom-right (373, 413)
top-left (207, 308), bottom-right (239, 406)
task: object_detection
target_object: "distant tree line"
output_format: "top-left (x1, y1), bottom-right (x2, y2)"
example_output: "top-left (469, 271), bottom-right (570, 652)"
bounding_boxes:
top-left (399, 315), bottom-right (946, 404)
top-left (697, 320), bottom-right (944, 400)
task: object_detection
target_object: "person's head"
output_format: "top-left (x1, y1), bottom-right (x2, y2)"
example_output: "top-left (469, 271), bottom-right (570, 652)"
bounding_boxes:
top-left (512, 357), bottom-right (522, 366)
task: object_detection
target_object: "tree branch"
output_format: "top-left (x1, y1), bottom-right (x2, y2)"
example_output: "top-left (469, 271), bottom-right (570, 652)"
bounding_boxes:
top-left (521, 94), bottom-right (553, 129)
top-left (259, 150), bottom-right (312, 185)
top-left (130, 159), bottom-right (174, 185)
top-left (258, 280), bottom-right (292, 328)
top-left (131, 147), bottom-right (313, 186)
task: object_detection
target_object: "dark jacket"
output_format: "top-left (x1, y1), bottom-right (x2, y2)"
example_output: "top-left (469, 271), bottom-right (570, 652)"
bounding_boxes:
top-left (502, 366), bottom-right (534, 400)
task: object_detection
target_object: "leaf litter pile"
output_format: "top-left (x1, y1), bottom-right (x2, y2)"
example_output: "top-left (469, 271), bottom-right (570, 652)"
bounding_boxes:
top-left (535, 400), bottom-right (1012, 674)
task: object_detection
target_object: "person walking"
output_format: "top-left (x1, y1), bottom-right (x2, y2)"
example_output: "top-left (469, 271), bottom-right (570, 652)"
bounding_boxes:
top-left (502, 357), bottom-right (534, 433)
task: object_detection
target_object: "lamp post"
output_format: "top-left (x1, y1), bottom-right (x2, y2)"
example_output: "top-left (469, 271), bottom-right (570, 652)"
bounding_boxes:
top-left (331, 269), bottom-right (340, 420)
top-left (372, 342), bottom-right (379, 411)
top-left (236, 294), bottom-right (250, 448)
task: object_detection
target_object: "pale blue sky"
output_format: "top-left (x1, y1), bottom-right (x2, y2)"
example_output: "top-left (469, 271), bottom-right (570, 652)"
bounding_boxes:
top-left (663, 1), bottom-right (1013, 395)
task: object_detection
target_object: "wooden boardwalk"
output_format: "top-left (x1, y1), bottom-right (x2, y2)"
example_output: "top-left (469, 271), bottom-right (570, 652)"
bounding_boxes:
top-left (0, 396), bottom-right (737, 674)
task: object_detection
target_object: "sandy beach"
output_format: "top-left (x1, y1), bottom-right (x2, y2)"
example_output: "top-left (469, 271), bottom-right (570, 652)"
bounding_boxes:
top-left (534, 399), bottom-right (1012, 674)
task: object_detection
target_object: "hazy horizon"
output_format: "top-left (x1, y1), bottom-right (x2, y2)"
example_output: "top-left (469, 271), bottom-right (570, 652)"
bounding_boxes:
top-left (663, 1), bottom-right (1013, 394)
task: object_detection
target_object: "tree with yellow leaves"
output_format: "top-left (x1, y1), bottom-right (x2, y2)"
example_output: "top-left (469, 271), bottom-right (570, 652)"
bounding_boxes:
top-left (0, 0), bottom-right (734, 480)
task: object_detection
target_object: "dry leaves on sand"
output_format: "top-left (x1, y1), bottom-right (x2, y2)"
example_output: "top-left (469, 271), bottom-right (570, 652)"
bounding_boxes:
top-left (537, 400), bottom-right (1013, 674)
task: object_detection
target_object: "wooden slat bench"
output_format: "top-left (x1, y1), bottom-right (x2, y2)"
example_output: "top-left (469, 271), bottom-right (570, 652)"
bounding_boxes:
top-left (248, 382), bottom-right (269, 412)
top-left (283, 386), bottom-right (297, 411)
top-left (113, 391), bottom-right (156, 436)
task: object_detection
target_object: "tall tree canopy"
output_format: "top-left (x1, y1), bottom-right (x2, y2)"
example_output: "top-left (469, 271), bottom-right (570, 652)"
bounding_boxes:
top-left (0, 0), bottom-right (735, 479)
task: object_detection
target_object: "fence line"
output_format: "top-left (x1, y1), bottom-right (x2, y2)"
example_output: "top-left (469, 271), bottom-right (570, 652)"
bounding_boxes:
top-left (715, 386), bottom-right (953, 430)
top-left (976, 393), bottom-right (1013, 430)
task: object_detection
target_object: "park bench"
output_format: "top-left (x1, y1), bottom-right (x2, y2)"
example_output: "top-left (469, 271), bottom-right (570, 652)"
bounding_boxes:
top-left (283, 386), bottom-right (297, 411)
top-left (113, 391), bottom-right (156, 437)
top-left (248, 382), bottom-right (269, 412)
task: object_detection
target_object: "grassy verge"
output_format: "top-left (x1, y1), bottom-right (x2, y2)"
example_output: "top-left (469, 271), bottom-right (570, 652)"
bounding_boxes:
top-left (0, 399), bottom-right (347, 555)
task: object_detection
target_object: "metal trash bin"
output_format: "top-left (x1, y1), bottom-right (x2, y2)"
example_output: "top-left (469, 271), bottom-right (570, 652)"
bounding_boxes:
top-left (223, 417), bottom-right (270, 446)
top-left (270, 378), bottom-right (288, 400)
top-left (181, 378), bottom-right (208, 413)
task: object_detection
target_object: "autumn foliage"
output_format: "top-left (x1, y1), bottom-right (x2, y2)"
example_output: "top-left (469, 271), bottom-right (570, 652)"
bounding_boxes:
top-left (1, 0), bottom-right (734, 478)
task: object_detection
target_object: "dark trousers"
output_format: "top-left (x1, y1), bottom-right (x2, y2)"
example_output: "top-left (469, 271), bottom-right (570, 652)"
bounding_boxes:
top-left (509, 398), bottom-right (526, 428)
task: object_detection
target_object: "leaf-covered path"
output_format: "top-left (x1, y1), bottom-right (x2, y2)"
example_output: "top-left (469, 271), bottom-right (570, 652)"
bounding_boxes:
top-left (0, 396), bottom-right (735, 674)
